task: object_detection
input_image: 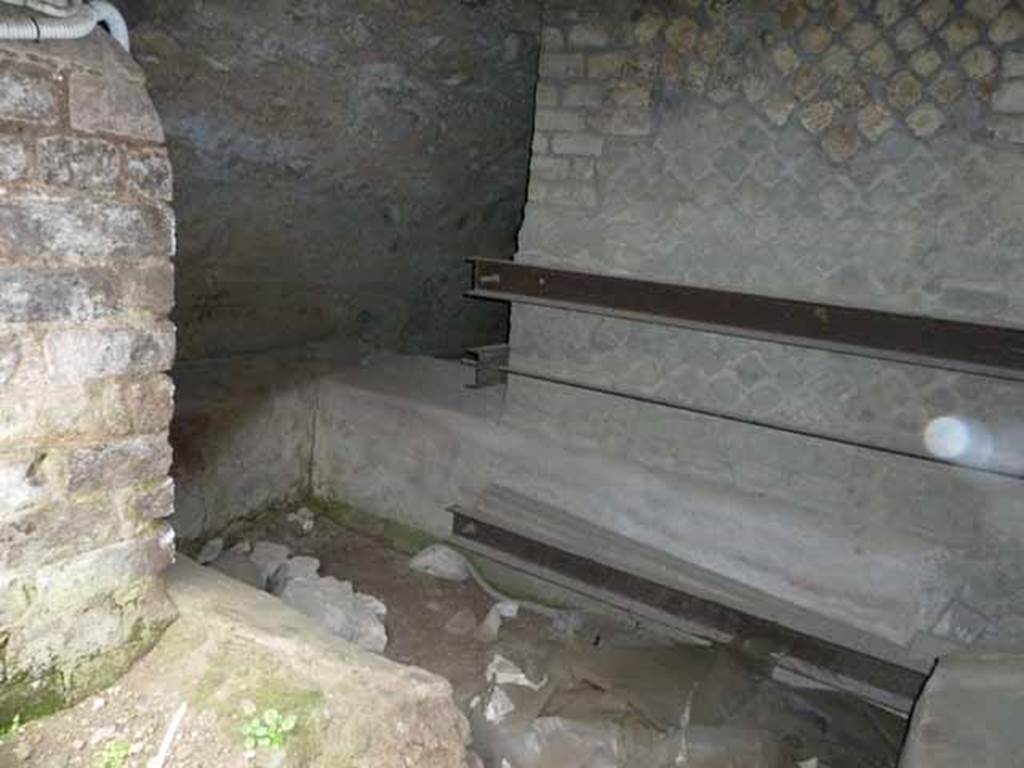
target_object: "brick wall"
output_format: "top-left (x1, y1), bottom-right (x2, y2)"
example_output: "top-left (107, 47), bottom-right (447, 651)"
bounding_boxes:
top-left (508, 0), bottom-right (1024, 664)
top-left (0, 33), bottom-right (176, 720)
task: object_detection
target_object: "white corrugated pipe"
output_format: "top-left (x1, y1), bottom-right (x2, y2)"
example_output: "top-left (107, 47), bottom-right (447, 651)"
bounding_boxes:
top-left (2, 0), bottom-right (83, 18)
top-left (0, 0), bottom-right (129, 51)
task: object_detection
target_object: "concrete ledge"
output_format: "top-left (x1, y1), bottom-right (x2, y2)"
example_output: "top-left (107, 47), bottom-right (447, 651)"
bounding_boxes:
top-left (171, 349), bottom-right (1022, 673)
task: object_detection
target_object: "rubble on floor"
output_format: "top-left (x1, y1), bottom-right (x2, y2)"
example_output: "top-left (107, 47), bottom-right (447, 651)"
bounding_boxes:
top-left (176, 507), bottom-right (907, 768)
top-left (0, 557), bottom-right (468, 768)
top-left (203, 532), bottom-right (389, 652)
top-left (461, 636), bottom-right (904, 768)
top-left (406, 545), bottom-right (903, 768)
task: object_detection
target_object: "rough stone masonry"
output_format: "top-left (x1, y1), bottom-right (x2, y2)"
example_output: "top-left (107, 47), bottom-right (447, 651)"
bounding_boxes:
top-left (125, 0), bottom-right (540, 361)
top-left (0, 32), bottom-right (177, 720)
top-left (509, 0), bottom-right (1024, 666)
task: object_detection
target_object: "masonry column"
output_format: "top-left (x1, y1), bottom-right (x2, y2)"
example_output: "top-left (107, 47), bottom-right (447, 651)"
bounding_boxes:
top-left (0, 31), bottom-right (177, 720)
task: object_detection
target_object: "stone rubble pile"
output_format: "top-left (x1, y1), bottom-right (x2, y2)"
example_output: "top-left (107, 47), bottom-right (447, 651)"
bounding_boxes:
top-left (200, 534), bottom-right (388, 653)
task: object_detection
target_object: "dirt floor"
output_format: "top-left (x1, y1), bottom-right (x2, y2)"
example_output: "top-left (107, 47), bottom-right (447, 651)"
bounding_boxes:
top-left (0, 504), bottom-right (908, 768)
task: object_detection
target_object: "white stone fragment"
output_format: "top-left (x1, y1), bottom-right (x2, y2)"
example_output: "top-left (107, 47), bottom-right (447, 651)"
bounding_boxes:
top-left (486, 654), bottom-right (548, 691)
top-left (483, 686), bottom-right (516, 723)
top-left (409, 544), bottom-right (471, 581)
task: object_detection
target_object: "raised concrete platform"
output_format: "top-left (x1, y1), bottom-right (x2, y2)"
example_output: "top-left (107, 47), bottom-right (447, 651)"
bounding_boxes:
top-left (171, 348), bottom-right (1023, 675)
top-left (900, 653), bottom-right (1024, 767)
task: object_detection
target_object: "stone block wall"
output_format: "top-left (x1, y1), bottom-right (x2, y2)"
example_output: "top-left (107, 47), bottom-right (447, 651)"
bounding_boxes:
top-left (508, 0), bottom-right (1024, 665)
top-left (0, 33), bottom-right (177, 720)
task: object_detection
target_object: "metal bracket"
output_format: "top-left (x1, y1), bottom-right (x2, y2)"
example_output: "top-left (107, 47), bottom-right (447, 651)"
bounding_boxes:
top-left (463, 344), bottom-right (509, 389)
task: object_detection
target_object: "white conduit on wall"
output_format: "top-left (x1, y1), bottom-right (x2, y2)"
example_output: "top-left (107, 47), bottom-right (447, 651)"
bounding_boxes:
top-left (0, 0), bottom-right (129, 51)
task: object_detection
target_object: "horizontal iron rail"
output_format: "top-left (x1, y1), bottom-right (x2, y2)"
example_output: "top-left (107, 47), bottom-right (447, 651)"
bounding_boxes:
top-left (462, 358), bottom-right (1024, 482)
top-left (468, 258), bottom-right (1024, 383)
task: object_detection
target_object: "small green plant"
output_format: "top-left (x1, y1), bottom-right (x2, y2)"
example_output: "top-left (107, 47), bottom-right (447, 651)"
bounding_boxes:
top-left (241, 709), bottom-right (298, 751)
top-left (96, 740), bottom-right (131, 768)
top-left (0, 714), bottom-right (21, 744)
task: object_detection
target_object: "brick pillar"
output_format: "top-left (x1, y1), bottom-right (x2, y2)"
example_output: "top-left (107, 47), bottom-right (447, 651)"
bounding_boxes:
top-left (0, 33), bottom-right (177, 721)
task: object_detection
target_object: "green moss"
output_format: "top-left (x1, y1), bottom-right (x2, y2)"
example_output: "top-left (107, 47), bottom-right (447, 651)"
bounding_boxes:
top-left (191, 648), bottom-right (326, 765)
top-left (305, 495), bottom-right (437, 555)
top-left (0, 638), bottom-right (164, 727)
top-left (0, 582), bottom-right (173, 729)
top-left (0, 672), bottom-right (64, 726)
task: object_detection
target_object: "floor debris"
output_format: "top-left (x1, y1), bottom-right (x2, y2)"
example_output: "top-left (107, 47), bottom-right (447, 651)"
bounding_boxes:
top-left (0, 511), bottom-right (898, 767)
top-left (486, 654), bottom-right (548, 692)
top-left (475, 601), bottom-right (519, 643)
top-left (286, 506), bottom-right (316, 534)
top-left (410, 543), bottom-right (473, 581)
top-left (444, 607), bottom-right (479, 637)
top-left (201, 536), bottom-right (389, 652)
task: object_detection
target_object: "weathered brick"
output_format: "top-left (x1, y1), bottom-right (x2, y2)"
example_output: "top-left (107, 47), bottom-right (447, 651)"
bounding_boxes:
top-left (69, 71), bottom-right (164, 142)
top-left (0, 450), bottom-right (49, 517)
top-left (101, 373), bottom-right (175, 438)
top-left (1004, 51), bottom-right (1024, 78)
top-left (990, 8), bottom-right (1024, 44)
top-left (0, 373), bottom-right (173, 448)
top-left (535, 83), bottom-right (559, 108)
top-left (125, 148), bottom-right (174, 201)
top-left (539, 52), bottom-right (584, 79)
top-left (570, 157), bottom-right (595, 181)
top-left (0, 569), bottom-right (32, 626)
top-left (36, 136), bottom-right (122, 193)
top-left (563, 83), bottom-right (605, 108)
top-left (32, 527), bottom-right (175, 610)
top-left (0, 138), bottom-right (30, 182)
top-left (535, 108), bottom-right (585, 132)
top-left (588, 107), bottom-right (652, 136)
top-left (0, 493), bottom-right (133, 571)
top-left (43, 322), bottom-right (175, 384)
top-left (0, 197), bottom-right (174, 268)
top-left (0, 63), bottom-right (59, 125)
top-left (608, 82), bottom-right (652, 107)
top-left (989, 115), bottom-right (1024, 143)
top-left (0, 332), bottom-right (22, 386)
top-left (0, 33), bottom-right (145, 85)
top-left (9, 266), bottom-right (174, 321)
top-left (635, 12), bottom-right (667, 45)
top-left (587, 51), bottom-right (657, 80)
top-left (116, 477), bottom-right (174, 521)
top-left (0, 268), bottom-right (119, 323)
top-left (568, 23), bottom-right (610, 48)
top-left (67, 434), bottom-right (172, 493)
top-left (993, 80), bottom-right (1024, 114)
top-left (532, 132), bottom-right (549, 154)
top-left (551, 132), bottom-right (605, 156)
top-left (540, 180), bottom-right (598, 207)
top-left (527, 179), bottom-right (548, 202)
top-left (530, 155), bottom-right (571, 181)
top-left (541, 27), bottom-right (565, 52)
top-left (122, 265), bottom-right (175, 316)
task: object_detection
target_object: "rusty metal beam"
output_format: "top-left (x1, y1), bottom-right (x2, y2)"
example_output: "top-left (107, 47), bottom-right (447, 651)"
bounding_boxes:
top-left (468, 258), bottom-right (1024, 383)
top-left (451, 509), bottom-right (927, 705)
